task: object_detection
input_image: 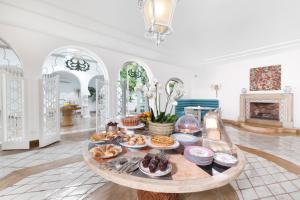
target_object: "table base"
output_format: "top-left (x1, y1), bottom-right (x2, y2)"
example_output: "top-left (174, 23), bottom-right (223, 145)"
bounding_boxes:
top-left (137, 190), bottom-right (177, 200)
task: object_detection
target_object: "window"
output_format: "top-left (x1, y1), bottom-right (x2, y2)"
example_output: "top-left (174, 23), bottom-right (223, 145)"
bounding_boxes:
top-left (118, 61), bottom-right (150, 115)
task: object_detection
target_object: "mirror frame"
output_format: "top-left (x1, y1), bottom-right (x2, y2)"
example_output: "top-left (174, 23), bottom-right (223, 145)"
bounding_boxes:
top-left (165, 77), bottom-right (184, 99)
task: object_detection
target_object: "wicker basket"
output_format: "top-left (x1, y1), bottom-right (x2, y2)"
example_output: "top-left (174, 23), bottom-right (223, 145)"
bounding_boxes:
top-left (149, 122), bottom-right (174, 136)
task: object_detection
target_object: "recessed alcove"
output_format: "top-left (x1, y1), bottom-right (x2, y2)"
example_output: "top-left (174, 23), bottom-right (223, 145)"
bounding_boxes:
top-left (250, 102), bottom-right (280, 121)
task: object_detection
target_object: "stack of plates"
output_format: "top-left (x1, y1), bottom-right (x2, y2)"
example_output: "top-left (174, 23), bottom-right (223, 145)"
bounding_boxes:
top-left (214, 153), bottom-right (238, 167)
top-left (184, 146), bottom-right (214, 166)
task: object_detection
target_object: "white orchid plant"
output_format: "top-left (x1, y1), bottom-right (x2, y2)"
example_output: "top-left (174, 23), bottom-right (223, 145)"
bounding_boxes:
top-left (142, 79), bottom-right (184, 123)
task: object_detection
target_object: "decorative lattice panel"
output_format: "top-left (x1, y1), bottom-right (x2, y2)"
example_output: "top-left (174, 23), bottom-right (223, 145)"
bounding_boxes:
top-left (1, 69), bottom-right (25, 142)
top-left (42, 74), bottom-right (60, 136)
top-left (0, 70), bottom-right (3, 137)
top-left (96, 79), bottom-right (109, 132)
top-left (116, 80), bottom-right (127, 116)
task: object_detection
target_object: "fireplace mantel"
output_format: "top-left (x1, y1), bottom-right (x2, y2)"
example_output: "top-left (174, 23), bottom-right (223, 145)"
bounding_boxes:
top-left (239, 93), bottom-right (293, 128)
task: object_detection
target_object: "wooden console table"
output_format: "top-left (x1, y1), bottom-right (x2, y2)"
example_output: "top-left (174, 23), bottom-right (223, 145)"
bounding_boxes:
top-left (60, 104), bottom-right (81, 127)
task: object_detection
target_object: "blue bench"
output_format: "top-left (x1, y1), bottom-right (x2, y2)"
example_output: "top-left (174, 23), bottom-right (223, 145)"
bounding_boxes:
top-left (175, 99), bottom-right (219, 120)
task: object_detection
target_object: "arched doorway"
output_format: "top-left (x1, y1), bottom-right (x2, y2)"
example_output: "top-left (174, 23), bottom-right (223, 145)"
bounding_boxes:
top-left (117, 61), bottom-right (153, 116)
top-left (0, 38), bottom-right (28, 150)
top-left (88, 75), bottom-right (104, 115)
top-left (41, 46), bottom-right (109, 145)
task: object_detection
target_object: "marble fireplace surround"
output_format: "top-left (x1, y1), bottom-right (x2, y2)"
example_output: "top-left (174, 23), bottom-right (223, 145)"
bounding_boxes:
top-left (239, 93), bottom-right (294, 128)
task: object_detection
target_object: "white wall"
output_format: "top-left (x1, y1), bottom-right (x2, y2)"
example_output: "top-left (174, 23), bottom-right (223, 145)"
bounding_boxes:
top-left (0, 24), bottom-right (194, 140)
top-left (192, 47), bottom-right (300, 128)
top-left (53, 71), bottom-right (81, 106)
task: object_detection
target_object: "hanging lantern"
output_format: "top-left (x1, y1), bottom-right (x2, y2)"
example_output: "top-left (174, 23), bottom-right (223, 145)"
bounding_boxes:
top-left (65, 57), bottom-right (90, 72)
top-left (128, 68), bottom-right (142, 78)
top-left (139, 0), bottom-right (178, 46)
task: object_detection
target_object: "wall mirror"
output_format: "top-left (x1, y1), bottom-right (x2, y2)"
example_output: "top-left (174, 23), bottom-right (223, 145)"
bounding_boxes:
top-left (165, 77), bottom-right (184, 99)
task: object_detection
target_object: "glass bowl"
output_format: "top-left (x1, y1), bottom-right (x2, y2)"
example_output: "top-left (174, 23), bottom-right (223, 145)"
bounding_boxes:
top-left (175, 114), bottom-right (201, 134)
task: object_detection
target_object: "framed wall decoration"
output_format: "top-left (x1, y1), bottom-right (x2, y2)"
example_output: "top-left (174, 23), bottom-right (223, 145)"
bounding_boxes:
top-left (250, 65), bottom-right (281, 91)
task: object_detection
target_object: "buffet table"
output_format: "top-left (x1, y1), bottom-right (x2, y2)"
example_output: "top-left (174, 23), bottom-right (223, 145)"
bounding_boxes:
top-left (82, 140), bottom-right (246, 200)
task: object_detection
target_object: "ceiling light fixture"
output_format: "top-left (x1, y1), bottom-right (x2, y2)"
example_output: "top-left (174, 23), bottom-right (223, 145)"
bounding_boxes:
top-left (138, 0), bottom-right (178, 46)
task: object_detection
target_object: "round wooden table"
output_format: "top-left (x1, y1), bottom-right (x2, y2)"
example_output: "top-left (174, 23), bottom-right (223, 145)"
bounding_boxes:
top-left (82, 143), bottom-right (246, 200)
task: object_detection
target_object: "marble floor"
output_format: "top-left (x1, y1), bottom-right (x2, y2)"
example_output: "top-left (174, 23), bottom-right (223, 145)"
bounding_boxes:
top-left (0, 162), bottom-right (107, 200)
top-left (0, 152), bottom-right (299, 200)
top-left (60, 115), bottom-right (96, 134)
top-left (0, 126), bottom-right (299, 200)
top-left (226, 126), bottom-right (300, 166)
top-left (0, 140), bottom-right (83, 180)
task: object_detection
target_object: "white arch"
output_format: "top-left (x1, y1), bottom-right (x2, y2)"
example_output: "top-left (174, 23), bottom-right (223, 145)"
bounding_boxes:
top-left (41, 45), bottom-right (110, 120)
top-left (0, 37), bottom-right (23, 70)
top-left (118, 59), bottom-right (154, 115)
top-left (120, 59), bottom-right (153, 82)
top-left (88, 75), bottom-right (104, 86)
top-left (41, 45), bottom-right (109, 82)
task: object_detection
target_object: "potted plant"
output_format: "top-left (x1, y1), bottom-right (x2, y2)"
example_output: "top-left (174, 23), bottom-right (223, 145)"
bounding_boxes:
top-left (143, 80), bottom-right (183, 135)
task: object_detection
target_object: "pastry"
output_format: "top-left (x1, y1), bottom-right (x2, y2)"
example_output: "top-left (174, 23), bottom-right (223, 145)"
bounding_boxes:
top-left (149, 158), bottom-right (158, 173)
top-left (144, 154), bottom-right (152, 161)
top-left (158, 158), bottom-right (168, 171)
top-left (90, 132), bottom-right (119, 142)
top-left (136, 138), bottom-right (145, 145)
top-left (89, 144), bottom-right (122, 158)
top-left (151, 135), bottom-right (175, 147)
top-left (142, 159), bottom-right (151, 168)
top-left (122, 135), bottom-right (130, 142)
top-left (121, 135), bottom-right (146, 146)
top-left (121, 116), bottom-right (140, 126)
top-left (90, 134), bottom-right (106, 142)
top-left (141, 154), bottom-right (169, 173)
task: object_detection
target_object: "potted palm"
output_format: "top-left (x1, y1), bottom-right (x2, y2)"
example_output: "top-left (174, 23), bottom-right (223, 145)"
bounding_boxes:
top-left (143, 79), bottom-right (184, 135)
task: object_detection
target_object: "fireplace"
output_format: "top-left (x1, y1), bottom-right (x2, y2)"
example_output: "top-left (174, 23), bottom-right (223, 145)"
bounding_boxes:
top-left (250, 102), bottom-right (279, 121)
top-left (239, 93), bottom-right (294, 128)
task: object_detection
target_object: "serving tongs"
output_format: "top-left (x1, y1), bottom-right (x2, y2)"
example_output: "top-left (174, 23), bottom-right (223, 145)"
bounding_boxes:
top-left (101, 157), bottom-right (142, 174)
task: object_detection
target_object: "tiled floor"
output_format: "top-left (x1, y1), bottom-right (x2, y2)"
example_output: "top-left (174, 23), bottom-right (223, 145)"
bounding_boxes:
top-left (0, 127), bottom-right (299, 199)
top-left (0, 162), bottom-right (107, 200)
top-left (227, 126), bottom-right (300, 166)
top-left (60, 115), bottom-right (96, 134)
top-left (0, 152), bottom-right (299, 200)
top-left (0, 141), bottom-right (83, 179)
top-left (231, 152), bottom-right (300, 200)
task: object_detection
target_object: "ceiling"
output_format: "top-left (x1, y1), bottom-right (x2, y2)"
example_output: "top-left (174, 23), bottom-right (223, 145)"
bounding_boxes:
top-left (5, 0), bottom-right (300, 68)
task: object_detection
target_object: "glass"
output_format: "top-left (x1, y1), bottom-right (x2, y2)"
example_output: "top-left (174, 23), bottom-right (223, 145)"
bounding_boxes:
top-left (202, 111), bottom-right (233, 153)
top-left (175, 114), bottom-right (201, 134)
top-left (142, 0), bottom-right (178, 45)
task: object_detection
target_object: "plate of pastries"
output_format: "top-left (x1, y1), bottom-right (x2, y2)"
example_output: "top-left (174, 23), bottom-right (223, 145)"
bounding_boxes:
top-left (119, 134), bottom-right (148, 148)
top-left (89, 131), bottom-right (120, 143)
top-left (139, 154), bottom-right (172, 177)
top-left (148, 135), bottom-right (180, 150)
top-left (89, 144), bottom-right (122, 159)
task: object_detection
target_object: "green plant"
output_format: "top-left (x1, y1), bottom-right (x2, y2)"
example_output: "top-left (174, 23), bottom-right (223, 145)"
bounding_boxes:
top-left (151, 109), bottom-right (177, 123)
top-left (119, 62), bottom-right (149, 109)
top-left (145, 81), bottom-right (178, 124)
top-left (88, 87), bottom-right (96, 101)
